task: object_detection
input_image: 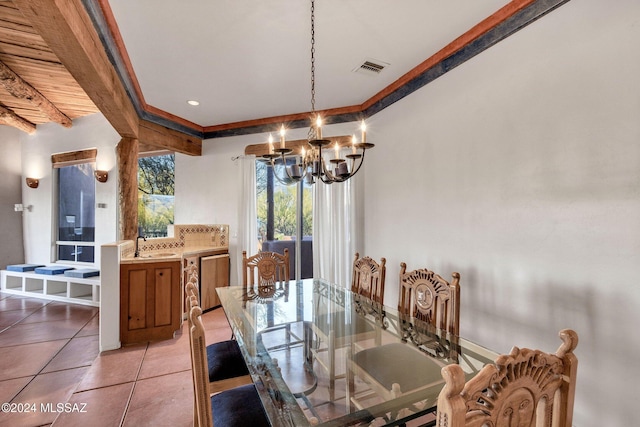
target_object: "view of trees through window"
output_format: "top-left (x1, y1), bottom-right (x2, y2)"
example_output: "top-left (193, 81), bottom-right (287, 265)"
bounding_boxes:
top-left (138, 154), bottom-right (175, 237)
top-left (256, 161), bottom-right (312, 246)
top-left (256, 159), bottom-right (314, 279)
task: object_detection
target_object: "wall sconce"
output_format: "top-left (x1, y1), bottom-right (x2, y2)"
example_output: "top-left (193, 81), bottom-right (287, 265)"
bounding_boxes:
top-left (94, 170), bottom-right (108, 183)
top-left (26, 177), bottom-right (39, 189)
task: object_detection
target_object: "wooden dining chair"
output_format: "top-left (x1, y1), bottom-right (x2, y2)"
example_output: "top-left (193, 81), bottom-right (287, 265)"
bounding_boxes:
top-left (188, 304), bottom-right (270, 427)
top-left (436, 329), bottom-right (579, 427)
top-left (351, 252), bottom-right (387, 303)
top-left (242, 249), bottom-right (290, 295)
top-left (311, 253), bottom-right (387, 400)
top-left (184, 268), bottom-right (252, 394)
top-left (347, 262), bottom-right (461, 412)
top-left (397, 262), bottom-right (460, 336)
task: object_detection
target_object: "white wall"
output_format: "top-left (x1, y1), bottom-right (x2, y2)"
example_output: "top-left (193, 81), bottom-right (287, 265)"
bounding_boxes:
top-left (0, 126), bottom-right (25, 268)
top-left (364, 0), bottom-right (639, 425)
top-left (20, 114), bottom-right (120, 266)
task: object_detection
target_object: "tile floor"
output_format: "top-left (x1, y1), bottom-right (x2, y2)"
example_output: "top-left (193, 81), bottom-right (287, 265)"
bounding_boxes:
top-left (0, 291), bottom-right (234, 427)
top-left (0, 291), bottom-right (435, 427)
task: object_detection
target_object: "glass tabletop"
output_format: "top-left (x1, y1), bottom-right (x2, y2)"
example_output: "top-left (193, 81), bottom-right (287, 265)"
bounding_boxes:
top-left (217, 279), bottom-right (496, 427)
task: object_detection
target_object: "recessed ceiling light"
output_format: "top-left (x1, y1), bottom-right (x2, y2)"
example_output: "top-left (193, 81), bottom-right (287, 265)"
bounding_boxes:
top-left (187, 100), bottom-right (200, 106)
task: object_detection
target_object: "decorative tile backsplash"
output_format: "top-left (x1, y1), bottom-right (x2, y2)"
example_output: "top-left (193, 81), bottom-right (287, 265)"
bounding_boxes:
top-left (120, 224), bottom-right (229, 258)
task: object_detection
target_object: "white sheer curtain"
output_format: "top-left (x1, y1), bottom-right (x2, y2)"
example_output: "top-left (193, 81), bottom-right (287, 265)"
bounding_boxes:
top-left (236, 155), bottom-right (257, 283)
top-left (312, 162), bottom-right (361, 287)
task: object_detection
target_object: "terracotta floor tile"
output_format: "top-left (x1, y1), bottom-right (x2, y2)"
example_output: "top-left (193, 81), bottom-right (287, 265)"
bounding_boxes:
top-left (122, 370), bottom-right (193, 427)
top-left (52, 382), bottom-right (134, 427)
top-left (0, 295), bottom-right (48, 312)
top-left (75, 344), bottom-right (147, 392)
top-left (42, 335), bottom-right (100, 373)
top-left (137, 325), bottom-right (191, 380)
top-left (0, 376), bottom-right (34, 405)
top-left (0, 366), bottom-right (89, 427)
top-left (200, 307), bottom-right (233, 331)
top-left (20, 302), bottom-right (98, 325)
top-left (205, 325), bottom-right (234, 345)
top-left (0, 340), bottom-right (69, 381)
top-left (0, 319), bottom-right (86, 347)
top-left (75, 313), bottom-right (99, 337)
top-left (0, 309), bottom-right (35, 328)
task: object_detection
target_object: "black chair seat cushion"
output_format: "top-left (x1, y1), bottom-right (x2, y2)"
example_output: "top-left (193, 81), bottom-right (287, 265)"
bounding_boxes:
top-left (207, 340), bottom-right (250, 382)
top-left (211, 384), bottom-right (270, 427)
top-left (353, 343), bottom-right (444, 392)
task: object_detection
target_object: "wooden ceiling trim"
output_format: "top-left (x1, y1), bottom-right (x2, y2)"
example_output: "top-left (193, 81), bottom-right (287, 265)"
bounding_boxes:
top-left (245, 135), bottom-right (355, 158)
top-left (0, 103), bottom-right (35, 133)
top-left (12, 0), bottom-right (139, 138)
top-left (51, 148), bottom-right (97, 167)
top-left (0, 59), bottom-right (72, 127)
top-left (90, 0), bottom-right (204, 137)
top-left (202, 0), bottom-right (571, 139)
top-left (138, 120), bottom-right (202, 157)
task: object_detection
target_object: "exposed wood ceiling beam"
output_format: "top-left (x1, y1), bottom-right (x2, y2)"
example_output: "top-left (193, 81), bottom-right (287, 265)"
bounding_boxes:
top-left (0, 59), bottom-right (72, 128)
top-left (139, 120), bottom-right (202, 156)
top-left (12, 0), bottom-right (139, 138)
top-left (0, 104), bottom-right (36, 134)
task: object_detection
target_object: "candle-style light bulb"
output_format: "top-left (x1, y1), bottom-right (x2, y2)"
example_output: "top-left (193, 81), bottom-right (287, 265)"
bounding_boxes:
top-left (360, 120), bottom-right (367, 144)
top-left (351, 134), bottom-right (357, 154)
top-left (316, 116), bottom-right (323, 139)
top-left (268, 133), bottom-right (274, 154)
top-left (280, 125), bottom-right (286, 148)
top-left (334, 141), bottom-right (340, 159)
top-left (301, 147), bottom-right (306, 160)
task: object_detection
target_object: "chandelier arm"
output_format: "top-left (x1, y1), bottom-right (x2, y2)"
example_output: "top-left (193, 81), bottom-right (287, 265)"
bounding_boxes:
top-left (347, 149), bottom-right (367, 178)
top-left (269, 157), bottom-right (295, 186)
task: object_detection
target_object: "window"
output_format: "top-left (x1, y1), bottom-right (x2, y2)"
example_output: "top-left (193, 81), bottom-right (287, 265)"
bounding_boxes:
top-left (56, 163), bottom-right (96, 263)
top-left (256, 158), bottom-right (313, 279)
top-left (138, 154), bottom-right (175, 237)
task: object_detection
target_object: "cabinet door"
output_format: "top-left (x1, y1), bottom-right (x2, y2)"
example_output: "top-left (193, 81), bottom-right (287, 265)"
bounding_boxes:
top-left (120, 261), bottom-right (181, 344)
top-left (124, 267), bottom-right (148, 331)
top-left (200, 254), bottom-right (229, 311)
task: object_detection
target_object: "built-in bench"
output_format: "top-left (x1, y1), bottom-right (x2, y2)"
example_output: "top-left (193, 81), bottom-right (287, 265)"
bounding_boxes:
top-left (1, 264), bottom-right (100, 307)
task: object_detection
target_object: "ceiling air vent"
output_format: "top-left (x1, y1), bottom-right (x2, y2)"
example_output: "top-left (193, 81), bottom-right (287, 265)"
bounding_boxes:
top-left (353, 58), bottom-right (389, 75)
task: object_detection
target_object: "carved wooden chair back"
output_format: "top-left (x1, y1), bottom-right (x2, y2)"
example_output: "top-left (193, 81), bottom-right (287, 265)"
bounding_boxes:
top-left (188, 304), bottom-right (213, 427)
top-left (242, 249), bottom-right (290, 296)
top-left (397, 262), bottom-right (460, 336)
top-left (436, 329), bottom-right (579, 427)
top-left (351, 253), bottom-right (386, 305)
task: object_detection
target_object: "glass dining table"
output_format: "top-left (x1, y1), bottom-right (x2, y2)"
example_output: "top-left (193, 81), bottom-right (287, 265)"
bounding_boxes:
top-left (217, 279), bottom-right (496, 427)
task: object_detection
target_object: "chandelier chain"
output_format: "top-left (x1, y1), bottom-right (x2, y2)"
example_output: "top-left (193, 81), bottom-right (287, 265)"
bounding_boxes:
top-left (263, 0), bottom-right (372, 185)
top-left (310, 0), bottom-right (316, 114)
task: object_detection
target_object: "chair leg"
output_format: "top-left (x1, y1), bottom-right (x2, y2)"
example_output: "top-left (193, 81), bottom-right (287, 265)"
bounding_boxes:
top-left (329, 330), bottom-right (335, 401)
top-left (346, 345), bottom-right (355, 413)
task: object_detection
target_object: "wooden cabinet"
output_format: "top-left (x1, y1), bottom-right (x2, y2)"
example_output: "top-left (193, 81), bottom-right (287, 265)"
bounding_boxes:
top-left (120, 260), bottom-right (181, 344)
top-left (200, 253), bottom-right (229, 311)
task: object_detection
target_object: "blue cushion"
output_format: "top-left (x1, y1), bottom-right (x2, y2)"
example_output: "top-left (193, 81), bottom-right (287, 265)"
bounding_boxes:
top-left (34, 266), bottom-right (75, 275)
top-left (210, 384), bottom-right (270, 427)
top-left (6, 264), bottom-right (45, 272)
top-left (207, 340), bottom-right (250, 382)
top-left (64, 268), bottom-right (100, 278)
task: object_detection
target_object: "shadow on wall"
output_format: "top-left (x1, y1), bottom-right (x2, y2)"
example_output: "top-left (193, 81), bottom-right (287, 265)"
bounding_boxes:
top-left (462, 266), bottom-right (637, 425)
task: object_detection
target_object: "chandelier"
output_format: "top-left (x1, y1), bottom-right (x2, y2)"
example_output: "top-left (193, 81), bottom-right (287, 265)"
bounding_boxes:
top-left (262, 0), bottom-right (374, 185)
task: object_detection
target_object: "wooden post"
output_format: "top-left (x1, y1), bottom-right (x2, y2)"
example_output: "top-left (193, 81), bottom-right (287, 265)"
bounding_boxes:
top-left (117, 137), bottom-right (139, 241)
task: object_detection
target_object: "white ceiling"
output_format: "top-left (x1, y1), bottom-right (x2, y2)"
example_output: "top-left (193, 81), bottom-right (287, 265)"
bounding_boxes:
top-left (108, 0), bottom-right (509, 128)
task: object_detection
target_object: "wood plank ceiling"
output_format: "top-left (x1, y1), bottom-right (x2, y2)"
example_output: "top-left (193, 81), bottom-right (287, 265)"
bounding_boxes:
top-left (0, 1), bottom-right (99, 134)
